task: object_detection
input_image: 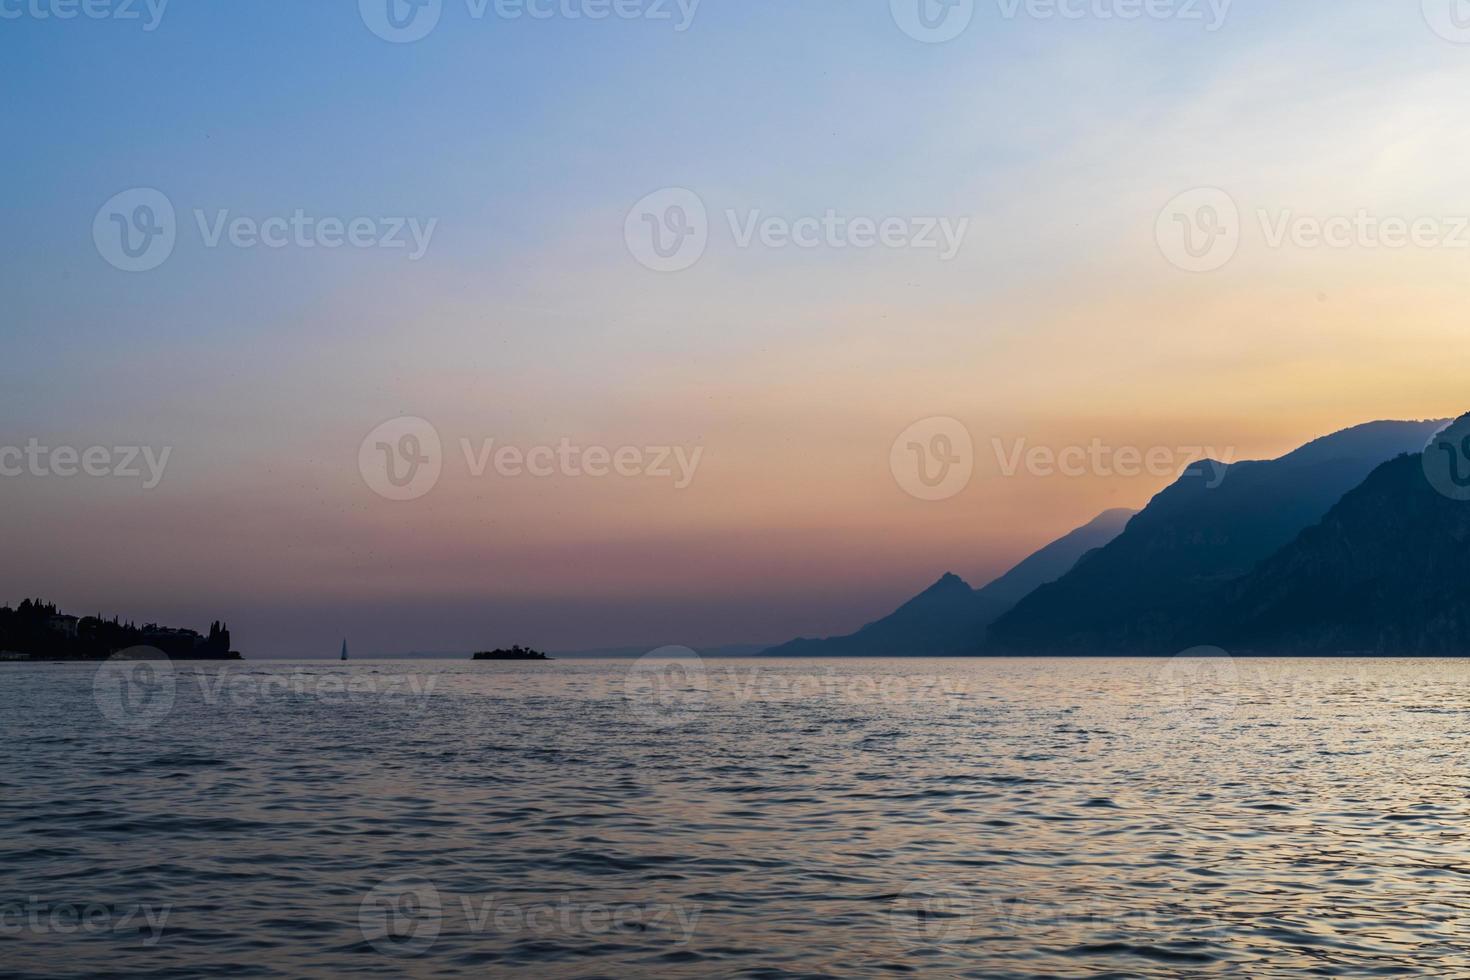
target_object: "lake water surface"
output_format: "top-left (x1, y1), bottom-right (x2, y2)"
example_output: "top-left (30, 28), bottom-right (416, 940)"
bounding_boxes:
top-left (2, 656), bottom-right (1469, 977)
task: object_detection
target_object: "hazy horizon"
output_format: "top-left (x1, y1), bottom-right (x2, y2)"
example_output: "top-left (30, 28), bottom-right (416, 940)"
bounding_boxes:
top-left (3, 411), bottom-right (1457, 656)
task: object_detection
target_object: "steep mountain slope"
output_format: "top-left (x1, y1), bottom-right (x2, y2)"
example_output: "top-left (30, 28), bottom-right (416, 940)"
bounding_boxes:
top-left (1201, 415), bottom-right (1470, 655)
top-left (976, 508), bottom-right (1136, 605)
top-left (761, 573), bottom-right (1010, 657)
top-left (987, 419), bottom-right (1448, 654)
top-left (761, 509), bottom-right (1135, 656)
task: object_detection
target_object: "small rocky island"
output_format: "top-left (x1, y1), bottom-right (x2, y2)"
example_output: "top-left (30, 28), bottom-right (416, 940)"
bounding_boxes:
top-left (472, 645), bottom-right (551, 661)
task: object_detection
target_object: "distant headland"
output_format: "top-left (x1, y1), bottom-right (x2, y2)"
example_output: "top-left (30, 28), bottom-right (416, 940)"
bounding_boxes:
top-left (763, 414), bottom-right (1470, 658)
top-left (0, 599), bottom-right (242, 661)
top-left (472, 646), bottom-right (551, 661)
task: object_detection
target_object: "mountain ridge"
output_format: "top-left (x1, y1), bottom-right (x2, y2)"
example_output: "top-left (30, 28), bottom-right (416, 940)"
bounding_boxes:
top-left (987, 418), bottom-right (1450, 654)
top-left (1193, 413), bottom-right (1470, 655)
top-left (760, 508), bottom-right (1135, 656)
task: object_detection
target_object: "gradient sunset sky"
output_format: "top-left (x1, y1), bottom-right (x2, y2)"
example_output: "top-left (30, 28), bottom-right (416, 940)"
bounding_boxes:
top-left (4, 2), bottom-right (1469, 654)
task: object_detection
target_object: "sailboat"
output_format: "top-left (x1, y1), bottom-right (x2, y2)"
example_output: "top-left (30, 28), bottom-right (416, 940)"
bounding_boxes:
top-left (340, 639), bottom-right (349, 662)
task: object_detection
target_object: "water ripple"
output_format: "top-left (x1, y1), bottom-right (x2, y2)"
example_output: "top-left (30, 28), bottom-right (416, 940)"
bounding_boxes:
top-left (3, 658), bottom-right (1470, 977)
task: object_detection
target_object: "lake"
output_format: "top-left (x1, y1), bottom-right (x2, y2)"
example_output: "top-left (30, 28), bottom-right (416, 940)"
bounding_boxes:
top-left (2, 655), bottom-right (1468, 977)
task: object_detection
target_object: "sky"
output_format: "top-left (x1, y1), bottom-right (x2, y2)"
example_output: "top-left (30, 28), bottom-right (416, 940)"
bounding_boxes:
top-left (3, 1), bottom-right (1470, 655)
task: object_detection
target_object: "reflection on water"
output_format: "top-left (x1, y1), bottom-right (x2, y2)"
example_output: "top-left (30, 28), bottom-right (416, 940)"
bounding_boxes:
top-left (2, 656), bottom-right (1470, 977)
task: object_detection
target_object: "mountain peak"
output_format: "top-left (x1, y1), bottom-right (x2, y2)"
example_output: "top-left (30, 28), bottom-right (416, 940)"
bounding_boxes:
top-left (921, 572), bottom-right (973, 596)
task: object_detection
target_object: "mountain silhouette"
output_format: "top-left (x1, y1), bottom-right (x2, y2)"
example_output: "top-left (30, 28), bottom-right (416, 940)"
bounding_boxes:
top-left (1193, 414), bottom-right (1470, 655)
top-left (987, 419), bottom-right (1449, 654)
top-left (976, 507), bottom-right (1136, 605)
top-left (761, 508), bottom-right (1135, 656)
